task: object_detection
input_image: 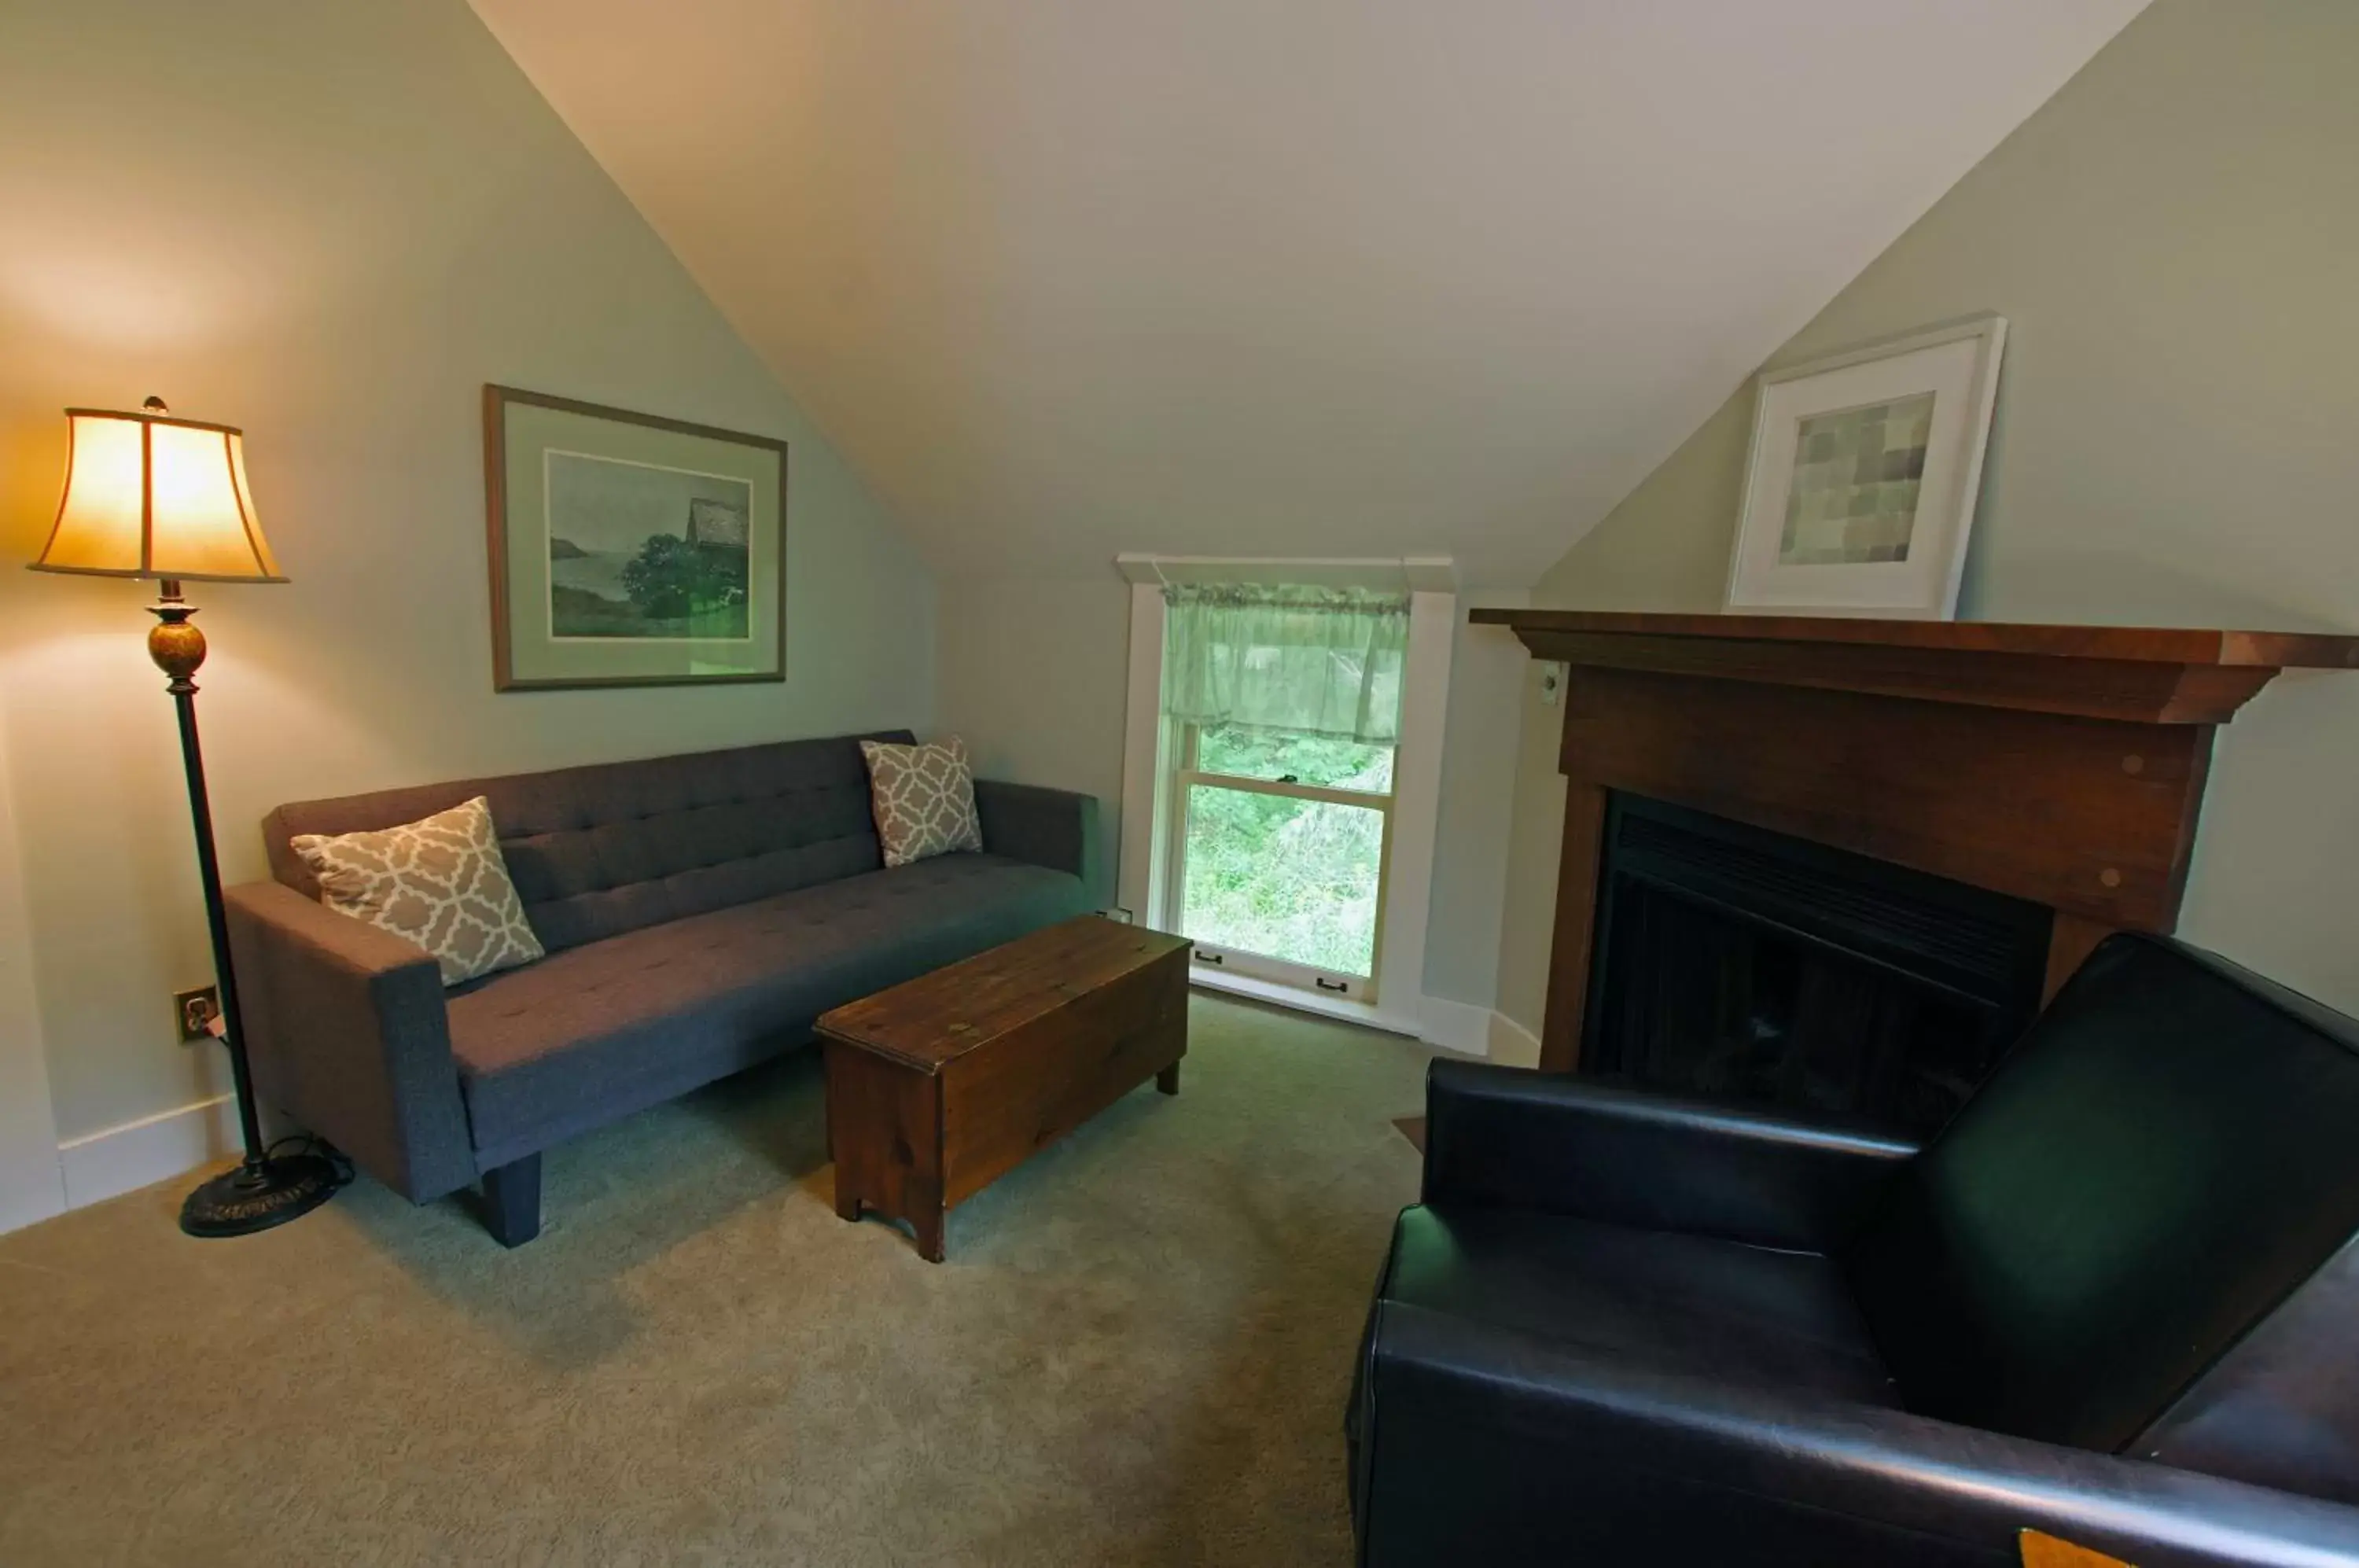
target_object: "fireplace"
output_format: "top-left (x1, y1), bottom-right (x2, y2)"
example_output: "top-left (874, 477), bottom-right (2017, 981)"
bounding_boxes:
top-left (1584, 794), bottom-right (2050, 1135)
top-left (1470, 608), bottom-right (2359, 1083)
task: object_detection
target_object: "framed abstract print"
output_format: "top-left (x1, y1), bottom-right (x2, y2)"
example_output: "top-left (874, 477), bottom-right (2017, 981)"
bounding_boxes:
top-left (1724, 315), bottom-right (2005, 620)
top-left (484, 385), bottom-right (787, 690)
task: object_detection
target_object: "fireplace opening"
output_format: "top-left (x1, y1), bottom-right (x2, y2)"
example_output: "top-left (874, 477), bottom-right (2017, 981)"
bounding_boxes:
top-left (1583, 795), bottom-right (2053, 1136)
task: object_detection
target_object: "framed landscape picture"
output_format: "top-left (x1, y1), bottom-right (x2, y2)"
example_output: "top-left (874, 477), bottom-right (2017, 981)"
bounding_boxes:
top-left (1724, 315), bottom-right (2005, 620)
top-left (484, 385), bottom-right (787, 690)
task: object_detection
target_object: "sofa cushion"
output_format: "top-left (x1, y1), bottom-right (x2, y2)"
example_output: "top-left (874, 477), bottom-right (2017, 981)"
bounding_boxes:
top-left (290, 796), bottom-right (545, 985)
top-left (445, 852), bottom-right (1093, 1164)
top-left (266, 732), bottom-right (911, 955)
top-left (1383, 1203), bottom-right (1897, 1408)
top-left (860, 735), bottom-right (984, 867)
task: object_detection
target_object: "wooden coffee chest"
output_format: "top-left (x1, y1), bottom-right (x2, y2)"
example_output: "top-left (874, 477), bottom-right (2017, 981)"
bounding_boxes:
top-left (817, 915), bottom-right (1191, 1261)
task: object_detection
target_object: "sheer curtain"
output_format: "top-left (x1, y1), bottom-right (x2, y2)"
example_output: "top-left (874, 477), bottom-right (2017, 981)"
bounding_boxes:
top-left (1160, 584), bottom-right (1408, 745)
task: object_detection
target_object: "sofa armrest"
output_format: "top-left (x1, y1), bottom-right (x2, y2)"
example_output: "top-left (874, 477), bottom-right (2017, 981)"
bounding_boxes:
top-left (1357, 1304), bottom-right (2359, 1568)
top-left (223, 881), bottom-right (476, 1202)
top-left (1422, 1059), bottom-right (1916, 1251)
top-left (973, 778), bottom-right (1106, 905)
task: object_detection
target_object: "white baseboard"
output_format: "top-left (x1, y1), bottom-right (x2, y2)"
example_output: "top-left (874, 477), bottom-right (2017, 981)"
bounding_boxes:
top-left (1189, 966), bottom-right (1424, 1038)
top-left (1485, 1010), bottom-right (1544, 1068)
top-left (57, 1092), bottom-right (239, 1211)
top-left (1190, 970), bottom-right (1535, 1065)
top-left (0, 1166), bottom-right (64, 1238)
top-left (1420, 998), bottom-right (1543, 1064)
top-left (1415, 995), bottom-right (1497, 1058)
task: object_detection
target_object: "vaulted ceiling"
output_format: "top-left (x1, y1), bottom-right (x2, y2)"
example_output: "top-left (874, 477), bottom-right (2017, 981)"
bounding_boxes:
top-left (470, 1), bottom-right (2145, 585)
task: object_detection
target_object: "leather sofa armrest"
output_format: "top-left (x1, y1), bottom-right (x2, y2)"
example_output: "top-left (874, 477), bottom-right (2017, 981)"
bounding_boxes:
top-left (1422, 1058), bottom-right (1916, 1251)
top-left (1358, 1303), bottom-right (2359, 1568)
top-left (223, 881), bottom-right (476, 1202)
top-left (973, 778), bottom-right (1106, 906)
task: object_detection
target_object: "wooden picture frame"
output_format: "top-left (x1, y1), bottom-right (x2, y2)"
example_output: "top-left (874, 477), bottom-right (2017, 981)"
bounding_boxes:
top-left (1724, 315), bottom-right (2006, 621)
top-left (484, 385), bottom-right (788, 690)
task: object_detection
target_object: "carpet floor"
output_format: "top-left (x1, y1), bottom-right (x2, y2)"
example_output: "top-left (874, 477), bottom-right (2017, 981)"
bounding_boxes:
top-left (0, 994), bottom-right (1431, 1566)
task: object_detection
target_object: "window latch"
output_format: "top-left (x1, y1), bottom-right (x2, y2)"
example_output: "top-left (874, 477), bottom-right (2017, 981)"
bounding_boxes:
top-left (1276, 773), bottom-right (1299, 784)
top-left (1194, 949), bottom-right (1224, 966)
top-left (1316, 977), bottom-right (1349, 993)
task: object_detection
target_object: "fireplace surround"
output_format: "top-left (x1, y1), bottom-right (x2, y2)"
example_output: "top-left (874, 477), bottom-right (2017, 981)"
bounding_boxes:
top-left (1474, 609), bottom-right (2359, 1080)
top-left (1585, 793), bottom-right (2050, 1133)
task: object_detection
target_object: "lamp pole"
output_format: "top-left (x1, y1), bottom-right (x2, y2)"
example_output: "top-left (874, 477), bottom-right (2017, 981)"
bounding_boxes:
top-left (147, 581), bottom-right (268, 1167)
top-left (150, 580), bottom-right (340, 1237)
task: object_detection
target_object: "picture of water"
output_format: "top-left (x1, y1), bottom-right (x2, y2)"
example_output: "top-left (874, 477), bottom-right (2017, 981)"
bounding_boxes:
top-left (550, 547), bottom-right (636, 604)
top-left (544, 449), bottom-right (752, 640)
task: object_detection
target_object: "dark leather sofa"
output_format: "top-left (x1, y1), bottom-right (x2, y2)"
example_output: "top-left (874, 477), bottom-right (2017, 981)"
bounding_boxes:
top-left (1349, 935), bottom-right (2359, 1566)
top-left (223, 731), bottom-right (1103, 1246)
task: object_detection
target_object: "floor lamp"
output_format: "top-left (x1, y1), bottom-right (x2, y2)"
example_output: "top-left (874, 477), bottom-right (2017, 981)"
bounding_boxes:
top-left (26, 396), bottom-right (340, 1237)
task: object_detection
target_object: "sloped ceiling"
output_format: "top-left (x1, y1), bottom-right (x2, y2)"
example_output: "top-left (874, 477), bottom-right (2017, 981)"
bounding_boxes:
top-left (470, 0), bottom-right (2144, 585)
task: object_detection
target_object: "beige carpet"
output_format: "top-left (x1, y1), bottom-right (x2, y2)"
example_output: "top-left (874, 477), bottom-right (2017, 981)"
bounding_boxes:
top-left (0, 994), bottom-right (1430, 1566)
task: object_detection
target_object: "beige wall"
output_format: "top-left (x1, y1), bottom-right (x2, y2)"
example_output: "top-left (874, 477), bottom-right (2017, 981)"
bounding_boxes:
top-left (0, 709), bottom-right (64, 1229)
top-left (1419, 599), bottom-right (1530, 1010)
top-left (0, 1), bottom-right (935, 1144)
top-left (1498, 0), bottom-right (2359, 1029)
top-left (936, 576), bottom-right (1135, 882)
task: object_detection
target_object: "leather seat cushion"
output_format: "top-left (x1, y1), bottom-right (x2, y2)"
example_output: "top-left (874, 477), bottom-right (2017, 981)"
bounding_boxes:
top-left (1385, 1203), bottom-right (1899, 1408)
top-left (446, 852), bottom-right (1092, 1164)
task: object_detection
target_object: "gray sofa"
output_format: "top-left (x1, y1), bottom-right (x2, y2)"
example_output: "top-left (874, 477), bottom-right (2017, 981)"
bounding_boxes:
top-left (223, 731), bottom-right (1104, 1246)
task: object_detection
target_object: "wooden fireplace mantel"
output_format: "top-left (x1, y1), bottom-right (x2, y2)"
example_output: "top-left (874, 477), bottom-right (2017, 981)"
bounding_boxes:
top-left (1473, 609), bottom-right (2359, 1073)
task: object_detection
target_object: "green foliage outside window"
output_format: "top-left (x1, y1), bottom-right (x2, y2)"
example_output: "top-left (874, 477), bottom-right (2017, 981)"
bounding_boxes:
top-left (1196, 725), bottom-right (1395, 792)
top-left (1181, 725), bottom-right (1391, 977)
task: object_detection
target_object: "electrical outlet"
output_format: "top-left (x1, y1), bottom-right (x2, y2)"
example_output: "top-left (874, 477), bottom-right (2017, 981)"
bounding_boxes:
top-left (175, 985), bottom-right (220, 1044)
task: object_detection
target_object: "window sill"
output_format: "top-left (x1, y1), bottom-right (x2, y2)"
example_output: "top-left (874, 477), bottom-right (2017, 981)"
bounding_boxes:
top-left (1187, 963), bottom-right (1420, 1040)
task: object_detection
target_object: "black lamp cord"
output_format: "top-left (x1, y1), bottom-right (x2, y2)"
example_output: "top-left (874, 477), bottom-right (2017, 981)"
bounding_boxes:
top-left (261, 1134), bottom-right (355, 1191)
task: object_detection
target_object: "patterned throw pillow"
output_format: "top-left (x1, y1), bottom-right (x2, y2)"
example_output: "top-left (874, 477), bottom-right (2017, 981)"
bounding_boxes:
top-left (290, 796), bottom-right (545, 986)
top-left (860, 737), bottom-right (985, 868)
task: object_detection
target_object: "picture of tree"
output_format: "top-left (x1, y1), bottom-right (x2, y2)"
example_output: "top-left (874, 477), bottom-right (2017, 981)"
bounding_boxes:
top-left (544, 451), bottom-right (753, 639)
top-left (620, 532), bottom-right (749, 625)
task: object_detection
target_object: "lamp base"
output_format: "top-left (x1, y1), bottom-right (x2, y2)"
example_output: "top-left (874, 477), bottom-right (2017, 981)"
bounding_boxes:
top-left (178, 1152), bottom-right (341, 1239)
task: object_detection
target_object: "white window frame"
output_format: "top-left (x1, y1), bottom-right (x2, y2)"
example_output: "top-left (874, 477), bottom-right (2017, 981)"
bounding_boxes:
top-left (1116, 555), bottom-right (1455, 1037)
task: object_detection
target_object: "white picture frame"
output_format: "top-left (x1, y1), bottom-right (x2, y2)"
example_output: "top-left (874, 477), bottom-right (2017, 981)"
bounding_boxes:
top-left (1724, 315), bottom-right (2006, 620)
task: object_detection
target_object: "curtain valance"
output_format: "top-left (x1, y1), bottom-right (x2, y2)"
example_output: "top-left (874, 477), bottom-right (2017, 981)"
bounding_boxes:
top-left (1161, 584), bottom-right (1408, 745)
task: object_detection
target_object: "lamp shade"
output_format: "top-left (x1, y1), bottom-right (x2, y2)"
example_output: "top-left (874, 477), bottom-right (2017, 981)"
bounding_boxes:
top-left (28, 403), bottom-right (285, 583)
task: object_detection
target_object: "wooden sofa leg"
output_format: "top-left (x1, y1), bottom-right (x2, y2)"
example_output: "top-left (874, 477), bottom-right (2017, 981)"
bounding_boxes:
top-left (480, 1154), bottom-right (542, 1248)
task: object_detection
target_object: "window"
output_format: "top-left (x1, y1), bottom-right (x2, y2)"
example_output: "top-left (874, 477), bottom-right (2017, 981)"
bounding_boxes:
top-left (1118, 558), bottom-right (1456, 1030)
top-left (1173, 722), bottom-right (1393, 992)
top-left (1153, 583), bottom-right (1407, 1003)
